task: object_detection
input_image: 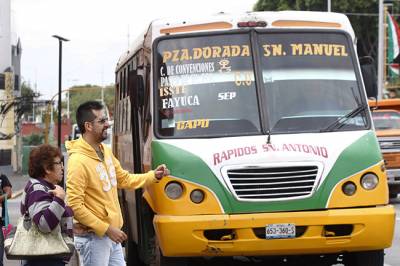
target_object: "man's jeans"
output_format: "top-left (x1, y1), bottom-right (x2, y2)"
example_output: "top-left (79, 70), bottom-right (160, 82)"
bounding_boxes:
top-left (74, 233), bottom-right (125, 266)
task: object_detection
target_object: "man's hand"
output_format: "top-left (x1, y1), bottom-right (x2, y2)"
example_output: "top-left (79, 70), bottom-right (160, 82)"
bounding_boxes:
top-left (73, 223), bottom-right (90, 236)
top-left (0, 194), bottom-right (6, 204)
top-left (155, 164), bottom-right (170, 181)
top-left (106, 225), bottom-right (127, 243)
top-left (49, 185), bottom-right (66, 200)
top-left (3, 186), bottom-right (11, 200)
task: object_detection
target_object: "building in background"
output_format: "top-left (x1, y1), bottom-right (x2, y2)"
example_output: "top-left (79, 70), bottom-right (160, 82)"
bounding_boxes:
top-left (0, 0), bottom-right (22, 170)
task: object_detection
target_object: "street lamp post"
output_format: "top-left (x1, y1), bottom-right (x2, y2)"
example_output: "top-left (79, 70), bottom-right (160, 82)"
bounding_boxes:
top-left (378, 0), bottom-right (384, 99)
top-left (52, 35), bottom-right (69, 148)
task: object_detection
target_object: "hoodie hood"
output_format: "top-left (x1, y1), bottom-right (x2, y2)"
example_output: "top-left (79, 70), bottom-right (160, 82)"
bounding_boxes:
top-left (65, 137), bottom-right (102, 161)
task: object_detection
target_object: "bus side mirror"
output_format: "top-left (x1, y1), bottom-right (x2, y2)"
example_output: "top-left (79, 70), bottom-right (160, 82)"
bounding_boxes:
top-left (128, 71), bottom-right (144, 108)
top-left (359, 56), bottom-right (378, 99)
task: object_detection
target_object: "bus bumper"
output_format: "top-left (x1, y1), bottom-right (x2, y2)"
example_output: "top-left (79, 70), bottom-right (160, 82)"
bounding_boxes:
top-left (153, 205), bottom-right (395, 257)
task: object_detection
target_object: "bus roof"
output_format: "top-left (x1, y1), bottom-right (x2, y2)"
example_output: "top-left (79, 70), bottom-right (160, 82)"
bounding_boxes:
top-left (116, 11), bottom-right (354, 69)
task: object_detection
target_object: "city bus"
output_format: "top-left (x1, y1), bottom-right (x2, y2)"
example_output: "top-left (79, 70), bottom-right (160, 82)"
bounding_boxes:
top-left (114, 11), bottom-right (395, 266)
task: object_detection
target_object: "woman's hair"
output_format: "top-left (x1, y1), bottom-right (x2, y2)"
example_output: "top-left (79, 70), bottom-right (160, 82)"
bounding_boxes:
top-left (28, 144), bottom-right (61, 179)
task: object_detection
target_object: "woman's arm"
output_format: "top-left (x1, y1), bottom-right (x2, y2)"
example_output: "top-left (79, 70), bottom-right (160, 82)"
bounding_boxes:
top-left (2, 186), bottom-right (12, 200)
top-left (26, 186), bottom-right (66, 233)
top-left (0, 174), bottom-right (12, 202)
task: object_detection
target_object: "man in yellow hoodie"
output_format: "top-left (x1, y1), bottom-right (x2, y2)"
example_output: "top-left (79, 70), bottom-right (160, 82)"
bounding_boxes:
top-left (66, 101), bottom-right (169, 266)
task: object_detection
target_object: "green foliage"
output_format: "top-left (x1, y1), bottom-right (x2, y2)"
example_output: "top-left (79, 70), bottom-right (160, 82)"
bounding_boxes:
top-left (21, 81), bottom-right (35, 98)
top-left (20, 81), bottom-right (36, 116)
top-left (66, 84), bottom-right (115, 124)
top-left (254, 0), bottom-right (400, 89)
top-left (22, 134), bottom-right (44, 145)
top-left (254, 0), bottom-right (379, 58)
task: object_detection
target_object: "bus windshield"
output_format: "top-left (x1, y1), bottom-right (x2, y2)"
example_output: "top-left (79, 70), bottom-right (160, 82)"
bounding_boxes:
top-left (258, 32), bottom-right (367, 133)
top-left (155, 32), bottom-right (367, 138)
top-left (155, 33), bottom-right (261, 138)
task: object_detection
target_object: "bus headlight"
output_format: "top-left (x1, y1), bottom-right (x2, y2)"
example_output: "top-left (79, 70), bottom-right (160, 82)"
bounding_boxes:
top-left (342, 181), bottom-right (357, 196)
top-left (190, 189), bottom-right (205, 204)
top-left (360, 173), bottom-right (379, 190)
top-left (165, 182), bottom-right (183, 200)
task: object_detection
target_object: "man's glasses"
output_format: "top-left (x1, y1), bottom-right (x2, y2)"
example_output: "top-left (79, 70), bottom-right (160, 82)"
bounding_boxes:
top-left (92, 117), bottom-right (108, 124)
top-left (53, 160), bottom-right (63, 165)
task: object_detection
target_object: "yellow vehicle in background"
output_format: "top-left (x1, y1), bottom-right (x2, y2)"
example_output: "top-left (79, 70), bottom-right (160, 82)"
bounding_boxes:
top-left (370, 99), bottom-right (400, 198)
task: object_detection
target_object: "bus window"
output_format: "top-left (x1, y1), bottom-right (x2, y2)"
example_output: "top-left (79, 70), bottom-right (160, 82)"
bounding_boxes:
top-left (257, 32), bottom-right (367, 134)
top-left (155, 33), bottom-right (261, 138)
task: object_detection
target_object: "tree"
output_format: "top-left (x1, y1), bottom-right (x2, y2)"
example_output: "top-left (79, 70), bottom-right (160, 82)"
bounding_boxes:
top-left (12, 81), bottom-right (41, 132)
top-left (20, 81), bottom-right (36, 116)
top-left (22, 134), bottom-right (44, 145)
top-left (66, 84), bottom-right (115, 124)
top-left (254, 0), bottom-right (379, 59)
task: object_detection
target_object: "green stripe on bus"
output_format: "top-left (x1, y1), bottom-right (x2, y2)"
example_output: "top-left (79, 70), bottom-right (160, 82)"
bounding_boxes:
top-left (152, 140), bottom-right (234, 212)
top-left (317, 131), bottom-right (382, 204)
top-left (152, 131), bottom-right (382, 213)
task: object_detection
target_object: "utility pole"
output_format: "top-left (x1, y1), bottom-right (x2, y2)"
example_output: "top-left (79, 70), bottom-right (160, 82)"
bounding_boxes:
top-left (384, 5), bottom-right (388, 86)
top-left (52, 35), bottom-right (69, 148)
top-left (327, 0), bottom-right (331, 12)
top-left (101, 67), bottom-right (104, 103)
top-left (67, 78), bottom-right (78, 119)
top-left (378, 0), bottom-right (385, 99)
top-left (67, 91), bottom-right (70, 119)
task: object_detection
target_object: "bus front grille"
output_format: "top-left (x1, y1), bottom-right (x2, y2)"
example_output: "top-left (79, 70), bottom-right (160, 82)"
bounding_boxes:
top-left (225, 165), bottom-right (319, 201)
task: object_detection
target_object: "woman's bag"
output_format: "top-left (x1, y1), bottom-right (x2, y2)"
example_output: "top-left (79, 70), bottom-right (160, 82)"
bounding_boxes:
top-left (4, 215), bottom-right (74, 260)
top-left (4, 181), bottom-right (75, 260)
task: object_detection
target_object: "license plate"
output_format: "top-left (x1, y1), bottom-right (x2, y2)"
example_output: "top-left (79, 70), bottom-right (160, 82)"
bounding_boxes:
top-left (266, 223), bottom-right (296, 239)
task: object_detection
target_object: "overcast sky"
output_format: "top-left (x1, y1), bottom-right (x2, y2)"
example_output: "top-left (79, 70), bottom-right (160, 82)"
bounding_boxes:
top-left (11, 0), bottom-right (257, 99)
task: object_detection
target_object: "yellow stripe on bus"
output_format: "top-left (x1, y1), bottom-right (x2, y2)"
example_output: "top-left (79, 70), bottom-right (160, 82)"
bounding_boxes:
top-left (272, 20), bottom-right (341, 28)
top-left (160, 22), bottom-right (233, 34)
top-left (327, 162), bottom-right (388, 208)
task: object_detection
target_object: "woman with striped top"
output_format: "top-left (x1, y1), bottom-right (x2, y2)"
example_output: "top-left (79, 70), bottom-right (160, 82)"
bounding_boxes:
top-left (20, 144), bottom-right (73, 266)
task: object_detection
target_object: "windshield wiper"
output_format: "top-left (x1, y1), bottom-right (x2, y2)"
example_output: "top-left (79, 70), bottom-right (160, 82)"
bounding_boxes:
top-left (266, 130), bottom-right (271, 144)
top-left (320, 104), bottom-right (368, 132)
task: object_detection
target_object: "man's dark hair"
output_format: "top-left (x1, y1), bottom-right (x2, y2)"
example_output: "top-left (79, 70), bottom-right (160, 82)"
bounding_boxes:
top-left (76, 101), bottom-right (104, 134)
